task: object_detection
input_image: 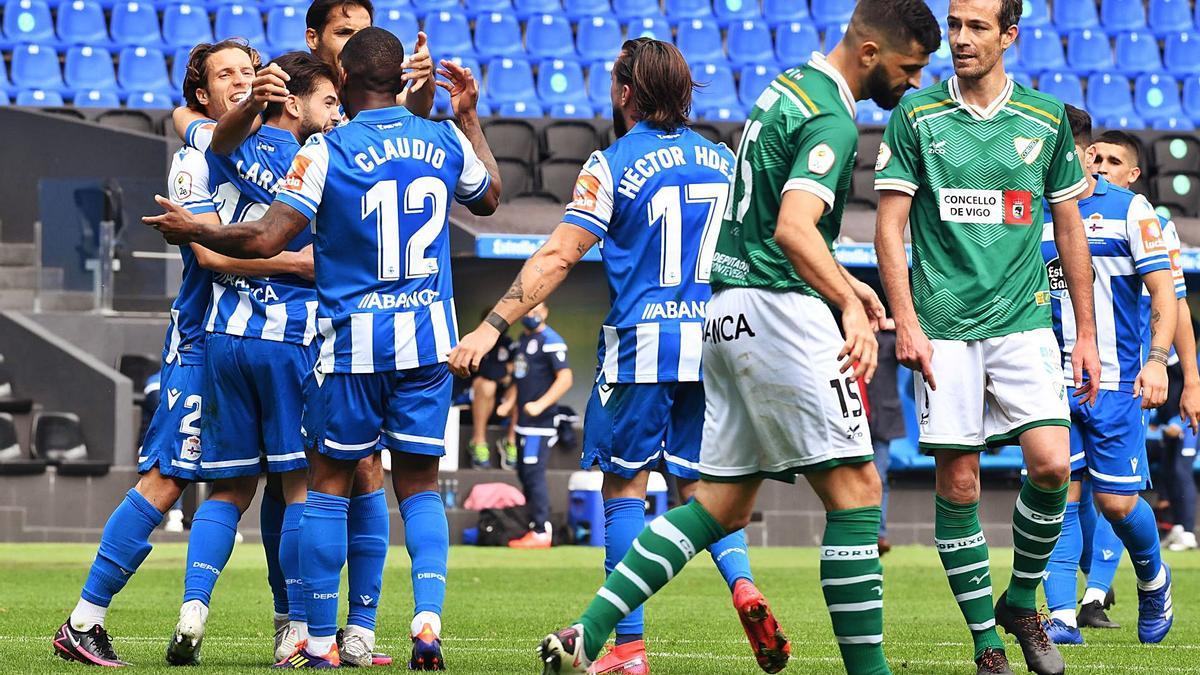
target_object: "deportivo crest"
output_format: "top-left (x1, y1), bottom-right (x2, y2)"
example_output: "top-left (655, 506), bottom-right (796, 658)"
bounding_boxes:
top-left (875, 142), bottom-right (892, 172)
top-left (180, 435), bottom-right (201, 462)
top-left (1014, 137), bottom-right (1044, 164)
top-left (808, 143), bottom-right (835, 175)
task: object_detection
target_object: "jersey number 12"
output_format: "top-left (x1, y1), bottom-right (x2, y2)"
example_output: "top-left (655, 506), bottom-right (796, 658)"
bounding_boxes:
top-left (362, 177), bottom-right (447, 281)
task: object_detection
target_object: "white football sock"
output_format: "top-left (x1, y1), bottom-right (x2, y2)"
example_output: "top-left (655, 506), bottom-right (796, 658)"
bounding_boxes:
top-left (291, 621), bottom-right (308, 642)
top-left (1138, 564), bottom-right (1167, 592)
top-left (180, 599), bottom-right (209, 622)
top-left (70, 598), bottom-right (108, 631)
top-left (307, 634), bottom-right (336, 656)
top-left (411, 611), bottom-right (441, 638)
top-left (1080, 587), bottom-right (1108, 606)
top-left (1050, 609), bottom-right (1077, 627)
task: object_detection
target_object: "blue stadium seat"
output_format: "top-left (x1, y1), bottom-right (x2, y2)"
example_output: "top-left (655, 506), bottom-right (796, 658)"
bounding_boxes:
top-left (1136, 72), bottom-right (1183, 121)
top-left (738, 63), bottom-right (775, 109)
top-left (64, 45), bottom-right (116, 91)
top-left (485, 57), bottom-right (535, 105)
top-left (576, 15), bottom-right (622, 63)
top-left (3, 0), bottom-right (55, 47)
top-left (0, 90), bottom-right (8, 106)
top-left (1114, 31), bottom-right (1162, 76)
top-left (127, 88), bottom-right (173, 108)
top-left (824, 23), bottom-right (847, 50)
top-left (550, 101), bottom-right (595, 119)
top-left (162, 3), bottom-right (213, 50)
top-left (697, 104), bottom-right (745, 121)
top-left (612, 0), bottom-right (658, 21)
top-left (1087, 71), bottom-right (1134, 116)
top-left (1037, 70), bottom-right (1084, 108)
top-left (214, 4), bottom-right (265, 45)
top-left (73, 87), bottom-right (120, 106)
top-left (1100, 0), bottom-right (1146, 33)
top-left (714, 0), bottom-right (759, 25)
top-left (433, 54), bottom-right (480, 111)
top-left (1164, 32), bottom-right (1200, 77)
top-left (423, 11), bottom-right (471, 58)
top-left (465, 0), bottom-right (510, 15)
top-left (1052, 0), bottom-right (1100, 32)
top-left (563, 0), bottom-right (610, 22)
top-left (11, 43), bottom-right (64, 91)
top-left (1066, 29), bottom-right (1113, 75)
top-left (810, 0), bottom-right (853, 29)
top-left (926, 29), bottom-right (951, 73)
top-left (1006, 37), bottom-right (1023, 71)
top-left (513, 0), bottom-right (559, 19)
top-left (776, 22), bottom-right (819, 66)
top-left (171, 45), bottom-right (189, 89)
top-left (0, 59), bottom-right (12, 94)
top-left (1099, 113), bottom-right (1145, 129)
top-left (1148, 0), bottom-right (1192, 38)
top-left (1010, 70), bottom-right (1034, 87)
top-left (625, 17), bottom-right (671, 41)
top-left (727, 20), bottom-right (774, 67)
top-left (675, 19), bottom-right (725, 64)
top-left (924, 0), bottom-right (949, 19)
top-left (537, 58), bottom-right (585, 106)
top-left (586, 59), bottom-right (612, 108)
top-left (691, 61), bottom-right (737, 111)
top-left (497, 100), bottom-right (543, 116)
top-left (1017, 27), bottom-right (1065, 74)
top-left (266, 5), bottom-right (307, 52)
top-left (665, 0), bottom-right (712, 21)
top-left (411, 0), bottom-right (458, 11)
top-left (118, 45), bottom-right (170, 93)
top-left (1184, 75), bottom-right (1200, 123)
top-left (474, 12), bottom-right (523, 60)
top-left (15, 88), bottom-right (64, 105)
top-left (111, 1), bottom-right (163, 47)
top-left (856, 99), bottom-right (890, 126)
top-left (1020, 0), bottom-right (1051, 27)
top-left (1152, 116), bottom-right (1195, 131)
top-left (762, 0), bottom-right (807, 26)
top-left (375, 8), bottom-right (418, 42)
top-left (56, 0), bottom-right (110, 47)
top-left (526, 13), bottom-right (575, 61)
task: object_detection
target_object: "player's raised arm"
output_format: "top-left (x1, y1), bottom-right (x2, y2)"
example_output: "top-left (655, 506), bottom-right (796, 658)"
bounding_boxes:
top-left (437, 60), bottom-right (501, 214)
top-left (209, 63), bottom-right (286, 156)
top-left (398, 32), bottom-right (435, 118)
top-left (145, 196), bottom-right (310, 260)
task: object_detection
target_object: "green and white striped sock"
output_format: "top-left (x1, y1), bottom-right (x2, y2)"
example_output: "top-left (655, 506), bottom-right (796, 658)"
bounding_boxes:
top-left (935, 496), bottom-right (1003, 658)
top-left (820, 507), bottom-right (890, 675)
top-left (1007, 480), bottom-right (1068, 610)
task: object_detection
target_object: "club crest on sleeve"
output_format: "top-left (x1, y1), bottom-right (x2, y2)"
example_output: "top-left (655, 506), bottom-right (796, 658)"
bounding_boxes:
top-left (809, 144), bottom-right (835, 175)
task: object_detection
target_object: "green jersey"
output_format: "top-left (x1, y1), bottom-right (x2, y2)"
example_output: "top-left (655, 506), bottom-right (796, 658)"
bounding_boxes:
top-left (711, 52), bottom-right (858, 296)
top-left (875, 76), bottom-right (1087, 340)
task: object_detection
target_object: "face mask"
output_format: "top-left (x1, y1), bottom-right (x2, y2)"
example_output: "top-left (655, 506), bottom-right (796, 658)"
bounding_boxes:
top-left (521, 315), bottom-right (543, 329)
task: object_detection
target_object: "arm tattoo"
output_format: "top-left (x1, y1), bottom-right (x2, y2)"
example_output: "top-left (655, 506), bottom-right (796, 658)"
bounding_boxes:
top-left (1151, 308), bottom-right (1161, 338)
top-left (502, 277), bottom-right (524, 301)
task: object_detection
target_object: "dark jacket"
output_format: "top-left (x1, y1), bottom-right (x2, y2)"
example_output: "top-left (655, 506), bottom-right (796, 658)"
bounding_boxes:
top-left (866, 331), bottom-right (906, 442)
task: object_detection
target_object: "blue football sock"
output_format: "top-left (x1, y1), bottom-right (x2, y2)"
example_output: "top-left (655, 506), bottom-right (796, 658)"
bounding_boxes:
top-left (81, 488), bottom-right (164, 607)
top-left (183, 500), bottom-right (241, 605)
top-left (709, 528), bottom-right (753, 590)
top-left (400, 491), bottom-right (448, 618)
top-left (1109, 497), bottom-right (1162, 585)
top-left (301, 491), bottom-right (349, 639)
top-left (1077, 486), bottom-right (1096, 575)
top-left (347, 489), bottom-right (389, 630)
top-left (1086, 512), bottom-right (1123, 593)
top-left (281, 503), bottom-right (306, 622)
top-left (260, 492), bottom-right (288, 617)
top-left (604, 497), bottom-right (646, 640)
top-left (1043, 500), bottom-right (1081, 613)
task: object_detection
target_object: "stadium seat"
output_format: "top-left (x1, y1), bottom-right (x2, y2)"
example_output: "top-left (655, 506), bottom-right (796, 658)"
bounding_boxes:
top-left (1183, 75), bottom-right (1200, 123)
top-left (14, 87), bottom-right (63, 105)
top-left (1136, 72), bottom-right (1183, 121)
top-left (665, 0), bottom-right (712, 21)
top-left (738, 63), bottom-right (776, 109)
top-left (73, 87), bottom-right (120, 106)
top-left (118, 45), bottom-right (170, 93)
top-left (1148, 0), bottom-right (1192, 38)
top-left (95, 107), bottom-right (153, 132)
top-left (537, 59), bottom-right (585, 106)
top-left (625, 16), bottom-right (671, 41)
top-left (170, 45), bottom-right (189, 89)
top-left (776, 22), bottom-right (820, 66)
top-left (465, 0), bottom-right (510, 15)
top-left (0, 61), bottom-right (12, 95)
top-left (0, 412), bottom-right (44, 476)
top-left (111, 1), bottom-right (163, 47)
top-left (539, 158), bottom-right (583, 203)
top-left (1066, 29), bottom-right (1113, 75)
top-left (526, 13), bottom-right (574, 60)
top-left (484, 118), bottom-right (539, 164)
top-left (56, 0), bottom-right (110, 47)
top-left (1100, 0), bottom-right (1146, 33)
top-left (675, 19), bottom-right (725, 64)
top-left (512, 0), bottom-right (559, 19)
top-left (162, 3), bottom-right (213, 50)
top-left (713, 0), bottom-right (759, 25)
top-left (411, 0), bottom-right (458, 11)
top-left (3, 0), bottom-right (55, 47)
top-left (762, 0), bottom-right (807, 26)
top-left (423, 11), bottom-right (471, 58)
top-left (727, 20), bottom-right (774, 67)
top-left (563, 0), bottom-right (611, 22)
top-left (485, 57), bottom-right (535, 105)
top-left (497, 159), bottom-right (534, 200)
top-left (856, 129), bottom-right (883, 169)
top-left (810, 0), bottom-right (853, 29)
top-left (1010, 70), bottom-right (1034, 87)
top-left (266, 5), bottom-right (307, 52)
top-left (543, 120), bottom-right (599, 162)
top-left (1021, 0), bottom-right (1051, 27)
top-left (127, 88), bottom-right (173, 108)
top-left (611, 0), bottom-right (658, 21)
top-left (691, 62), bottom-right (737, 111)
top-left (64, 45), bottom-right (117, 91)
top-left (213, 4), bottom-right (265, 45)
top-left (924, 0), bottom-right (949, 19)
top-left (824, 23), bottom-right (847, 51)
top-left (1164, 32), bottom-right (1200, 77)
top-left (586, 60), bottom-right (613, 108)
top-left (849, 169), bottom-right (878, 210)
top-left (1018, 27), bottom-right (1065, 74)
top-left (856, 99), bottom-right (890, 126)
top-left (117, 353), bottom-right (158, 402)
top-left (474, 12), bottom-right (523, 60)
top-left (11, 43), bottom-right (64, 92)
top-left (496, 100), bottom-right (544, 117)
top-left (1114, 31), bottom-right (1162, 76)
top-left (1099, 113), bottom-right (1146, 129)
top-left (433, 54), bottom-right (480, 111)
top-left (925, 28), bottom-right (951, 73)
top-left (1153, 174), bottom-right (1200, 216)
top-left (375, 8), bottom-right (418, 42)
top-left (32, 412), bottom-right (85, 465)
top-left (1152, 116), bottom-right (1196, 131)
top-left (1053, 0), bottom-right (1100, 32)
top-left (696, 104), bottom-right (745, 121)
top-left (576, 15), bottom-right (621, 63)
top-left (1088, 71), bottom-right (1134, 116)
top-left (1038, 70), bottom-right (1084, 108)
top-left (550, 102), bottom-right (595, 118)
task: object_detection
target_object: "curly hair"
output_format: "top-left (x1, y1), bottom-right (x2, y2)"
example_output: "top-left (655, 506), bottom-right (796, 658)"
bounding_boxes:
top-left (182, 38), bottom-right (261, 113)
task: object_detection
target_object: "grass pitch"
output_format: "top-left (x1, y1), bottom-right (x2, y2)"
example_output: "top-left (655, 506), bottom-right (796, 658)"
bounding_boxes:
top-left (0, 543), bottom-right (1194, 673)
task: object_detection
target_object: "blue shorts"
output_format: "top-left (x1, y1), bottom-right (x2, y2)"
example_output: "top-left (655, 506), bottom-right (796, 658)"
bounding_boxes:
top-left (1069, 387), bottom-right (1150, 494)
top-left (200, 333), bottom-right (315, 479)
top-left (581, 379), bottom-right (703, 480)
top-left (302, 363), bottom-right (452, 461)
top-left (138, 359), bottom-right (205, 481)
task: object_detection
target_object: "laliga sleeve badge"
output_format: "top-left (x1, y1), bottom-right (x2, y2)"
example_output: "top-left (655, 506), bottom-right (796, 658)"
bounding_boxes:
top-left (173, 172), bottom-right (193, 201)
top-left (875, 142), bottom-right (892, 172)
top-left (808, 143), bottom-right (836, 176)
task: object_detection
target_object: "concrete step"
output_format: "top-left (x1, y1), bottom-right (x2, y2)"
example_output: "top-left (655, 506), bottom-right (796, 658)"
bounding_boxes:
top-left (0, 290), bottom-right (34, 309)
top-left (37, 291), bottom-right (95, 312)
top-left (0, 244), bottom-right (35, 267)
top-left (0, 267), bottom-right (37, 290)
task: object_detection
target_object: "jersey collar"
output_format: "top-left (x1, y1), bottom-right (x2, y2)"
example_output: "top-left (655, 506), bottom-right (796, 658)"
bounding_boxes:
top-left (1091, 175), bottom-right (1110, 196)
top-left (947, 74), bottom-right (1013, 121)
top-left (258, 123), bottom-right (297, 144)
top-left (806, 51), bottom-right (856, 118)
top-left (351, 106), bottom-right (414, 124)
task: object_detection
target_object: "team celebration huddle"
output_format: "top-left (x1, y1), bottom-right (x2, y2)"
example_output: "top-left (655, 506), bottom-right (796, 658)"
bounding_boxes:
top-left (43, 0), bottom-right (1182, 672)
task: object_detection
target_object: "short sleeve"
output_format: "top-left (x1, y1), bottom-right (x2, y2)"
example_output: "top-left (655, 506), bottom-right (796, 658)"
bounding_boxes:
top-left (874, 104), bottom-right (921, 196)
top-left (542, 335), bottom-right (569, 371)
top-left (276, 133), bottom-right (329, 221)
top-left (1044, 111), bottom-right (1087, 204)
top-left (783, 114), bottom-right (857, 214)
top-left (1162, 217), bottom-right (1188, 298)
top-left (1125, 195), bottom-right (1171, 276)
top-left (168, 146), bottom-right (215, 215)
top-left (561, 150), bottom-right (615, 240)
top-left (450, 123), bottom-right (491, 205)
top-left (185, 118), bottom-right (215, 153)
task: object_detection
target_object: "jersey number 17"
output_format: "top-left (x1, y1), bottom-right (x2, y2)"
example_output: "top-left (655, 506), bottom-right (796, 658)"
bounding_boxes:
top-left (648, 183), bottom-right (728, 286)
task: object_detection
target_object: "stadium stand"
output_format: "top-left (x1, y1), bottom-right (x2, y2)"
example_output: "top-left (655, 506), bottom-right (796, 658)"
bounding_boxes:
top-left (56, 0), bottom-right (109, 48)
top-left (1152, 135), bottom-right (1200, 174)
top-left (576, 15), bottom-right (621, 62)
top-left (1149, 0), bottom-right (1192, 37)
top-left (161, 3), bottom-right (213, 51)
top-left (525, 12), bottom-right (574, 60)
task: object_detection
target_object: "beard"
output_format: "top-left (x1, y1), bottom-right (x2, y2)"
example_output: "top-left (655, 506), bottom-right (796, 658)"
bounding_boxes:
top-left (867, 65), bottom-right (906, 111)
top-left (612, 106), bottom-right (629, 138)
top-left (298, 117), bottom-right (325, 144)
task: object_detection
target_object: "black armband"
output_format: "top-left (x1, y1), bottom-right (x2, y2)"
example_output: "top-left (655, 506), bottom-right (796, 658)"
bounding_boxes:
top-left (485, 311), bottom-right (509, 334)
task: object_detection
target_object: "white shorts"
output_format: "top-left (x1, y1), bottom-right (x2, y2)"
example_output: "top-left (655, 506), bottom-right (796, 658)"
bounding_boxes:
top-left (915, 328), bottom-right (1070, 451)
top-left (700, 288), bottom-right (873, 482)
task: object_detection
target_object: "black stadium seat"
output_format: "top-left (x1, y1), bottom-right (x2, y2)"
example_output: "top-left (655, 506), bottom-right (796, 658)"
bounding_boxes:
top-left (538, 158), bottom-right (584, 205)
top-left (1151, 136), bottom-right (1200, 175)
top-left (0, 363), bottom-right (34, 415)
top-left (1152, 173), bottom-right (1200, 217)
top-left (857, 130), bottom-right (883, 169)
top-left (96, 109), bottom-right (155, 135)
top-left (850, 169), bottom-right (879, 210)
top-left (118, 353), bottom-right (158, 405)
top-left (542, 121), bottom-right (600, 163)
top-left (690, 122), bottom-right (722, 146)
top-left (34, 412), bottom-right (109, 476)
top-left (483, 119), bottom-right (539, 165)
top-left (0, 412), bottom-right (45, 475)
top-left (496, 159), bottom-right (535, 202)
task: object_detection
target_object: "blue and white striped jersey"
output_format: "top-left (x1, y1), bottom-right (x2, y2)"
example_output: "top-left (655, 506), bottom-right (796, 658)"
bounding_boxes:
top-left (1041, 177), bottom-right (1172, 392)
top-left (203, 124), bottom-right (318, 346)
top-left (276, 106), bottom-right (491, 374)
top-left (163, 127), bottom-right (217, 366)
top-left (562, 122), bottom-right (735, 384)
